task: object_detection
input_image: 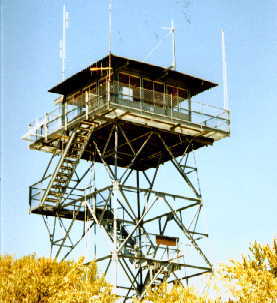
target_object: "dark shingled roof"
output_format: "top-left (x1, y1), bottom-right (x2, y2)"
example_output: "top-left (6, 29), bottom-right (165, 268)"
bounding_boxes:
top-left (49, 53), bottom-right (217, 96)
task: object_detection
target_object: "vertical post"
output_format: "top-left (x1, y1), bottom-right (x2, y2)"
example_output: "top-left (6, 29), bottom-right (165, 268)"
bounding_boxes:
top-left (64, 101), bottom-right (68, 131)
top-left (114, 123), bottom-right (118, 179)
top-left (28, 186), bottom-right (32, 209)
top-left (163, 83), bottom-right (166, 114)
top-left (152, 81), bottom-right (155, 112)
top-left (188, 90), bottom-right (192, 121)
top-left (107, 73), bottom-right (111, 107)
top-left (136, 170), bottom-right (143, 293)
top-left (44, 112), bottom-right (48, 142)
top-left (90, 155), bottom-right (97, 260)
top-left (112, 122), bottom-right (118, 287)
top-left (85, 90), bottom-right (89, 120)
top-left (61, 97), bottom-right (65, 128)
top-left (140, 77), bottom-right (143, 111)
top-left (96, 80), bottom-right (99, 108)
top-left (177, 88), bottom-right (179, 112)
top-left (170, 93), bottom-right (173, 120)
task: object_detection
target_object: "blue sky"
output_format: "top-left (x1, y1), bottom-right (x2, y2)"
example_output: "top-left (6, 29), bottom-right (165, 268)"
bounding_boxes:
top-left (1, 0), bottom-right (276, 268)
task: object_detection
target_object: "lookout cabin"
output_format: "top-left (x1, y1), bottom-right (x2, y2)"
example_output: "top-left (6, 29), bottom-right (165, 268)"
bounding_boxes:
top-left (22, 54), bottom-right (230, 169)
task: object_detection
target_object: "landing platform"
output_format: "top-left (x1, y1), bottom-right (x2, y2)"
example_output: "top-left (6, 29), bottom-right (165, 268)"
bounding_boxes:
top-left (28, 100), bottom-right (228, 171)
top-left (31, 205), bottom-right (113, 221)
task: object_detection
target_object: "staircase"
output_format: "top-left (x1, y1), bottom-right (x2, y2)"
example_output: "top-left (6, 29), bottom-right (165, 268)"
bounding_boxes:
top-left (150, 269), bottom-right (169, 288)
top-left (40, 121), bottom-right (95, 207)
top-left (141, 262), bottom-right (179, 293)
top-left (105, 219), bottom-right (136, 251)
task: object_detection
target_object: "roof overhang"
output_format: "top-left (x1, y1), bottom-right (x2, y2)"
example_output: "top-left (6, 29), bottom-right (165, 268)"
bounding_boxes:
top-left (49, 53), bottom-right (218, 96)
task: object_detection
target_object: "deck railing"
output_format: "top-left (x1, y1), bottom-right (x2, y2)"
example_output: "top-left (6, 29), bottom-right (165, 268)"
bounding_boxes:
top-left (29, 175), bottom-right (52, 209)
top-left (22, 82), bottom-right (230, 143)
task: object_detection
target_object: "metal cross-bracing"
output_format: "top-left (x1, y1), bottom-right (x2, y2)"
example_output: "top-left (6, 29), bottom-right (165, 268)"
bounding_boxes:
top-left (29, 119), bottom-right (212, 300)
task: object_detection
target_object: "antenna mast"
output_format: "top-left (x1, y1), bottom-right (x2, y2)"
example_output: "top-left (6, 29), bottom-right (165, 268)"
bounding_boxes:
top-left (108, 0), bottom-right (112, 55)
top-left (221, 30), bottom-right (229, 110)
top-left (107, 0), bottom-right (112, 107)
top-left (59, 5), bottom-right (69, 81)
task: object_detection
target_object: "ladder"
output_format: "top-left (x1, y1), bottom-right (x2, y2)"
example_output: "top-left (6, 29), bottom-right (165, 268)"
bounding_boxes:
top-left (40, 121), bottom-right (95, 206)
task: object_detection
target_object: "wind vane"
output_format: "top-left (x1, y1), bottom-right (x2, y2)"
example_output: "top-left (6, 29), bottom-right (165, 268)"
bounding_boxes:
top-left (162, 20), bottom-right (176, 70)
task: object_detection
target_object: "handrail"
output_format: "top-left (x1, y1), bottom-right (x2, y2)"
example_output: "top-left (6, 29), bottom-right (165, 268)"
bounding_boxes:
top-left (22, 83), bottom-right (230, 143)
top-left (30, 174), bottom-right (52, 187)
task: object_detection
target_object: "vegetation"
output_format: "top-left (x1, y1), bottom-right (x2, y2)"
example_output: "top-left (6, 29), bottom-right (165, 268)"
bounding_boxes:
top-left (0, 256), bottom-right (116, 303)
top-left (217, 239), bottom-right (277, 303)
top-left (0, 239), bottom-right (276, 302)
top-left (140, 239), bottom-right (277, 303)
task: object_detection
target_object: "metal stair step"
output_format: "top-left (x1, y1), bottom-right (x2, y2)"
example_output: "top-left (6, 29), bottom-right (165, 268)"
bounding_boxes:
top-left (54, 178), bottom-right (77, 183)
top-left (51, 185), bottom-right (65, 189)
top-left (78, 126), bottom-right (91, 131)
top-left (81, 120), bottom-right (97, 126)
top-left (54, 178), bottom-right (70, 183)
top-left (48, 191), bottom-right (63, 197)
top-left (53, 179), bottom-right (69, 184)
top-left (78, 126), bottom-right (90, 131)
top-left (63, 159), bottom-right (77, 164)
top-left (56, 172), bottom-right (72, 178)
top-left (44, 197), bottom-right (60, 203)
top-left (60, 165), bottom-right (74, 170)
top-left (40, 125), bottom-right (94, 206)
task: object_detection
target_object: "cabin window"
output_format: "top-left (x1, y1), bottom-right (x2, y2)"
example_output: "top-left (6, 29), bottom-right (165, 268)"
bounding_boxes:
top-left (120, 86), bottom-right (133, 101)
top-left (118, 73), bottom-right (140, 102)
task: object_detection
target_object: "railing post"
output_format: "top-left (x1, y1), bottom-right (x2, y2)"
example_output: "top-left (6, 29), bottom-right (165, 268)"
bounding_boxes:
top-left (140, 77), bottom-right (143, 111)
top-left (188, 91), bottom-right (192, 122)
top-left (177, 88), bottom-right (180, 112)
top-left (29, 185), bottom-right (32, 209)
top-left (152, 82), bottom-right (155, 112)
top-left (85, 90), bottom-right (89, 120)
top-left (163, 83), bottom-right (166, 114)
top-left (170, 93), bottom-right (173, 120)
top-left (107, 77), bottom-right (111, 107)
top-left (61, 96), bottom-right (66, 130)
top-left (65, 101), bottom-right (68, 131)
top-left (44, 113), bottom-right (48, 142)
top-left (96, 80), bottom-right (99, 108)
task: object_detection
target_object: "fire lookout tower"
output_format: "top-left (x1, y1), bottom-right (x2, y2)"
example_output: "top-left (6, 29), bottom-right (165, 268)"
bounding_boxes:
top-left (23, 53), bottom-right (230, 300)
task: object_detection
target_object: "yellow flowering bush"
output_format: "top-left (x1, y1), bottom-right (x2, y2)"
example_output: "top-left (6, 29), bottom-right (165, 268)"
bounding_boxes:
top-left (0, 239), bottom-right (276, 303)
top-left (135, 282), bottom-right (218, 303)
top-left (218, 239), bottom-right (277, 303)
top-left (0, 255), bottom-right (117, 303)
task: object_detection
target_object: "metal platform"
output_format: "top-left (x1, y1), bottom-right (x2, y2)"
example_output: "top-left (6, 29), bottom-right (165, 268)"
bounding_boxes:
top-left (24, 94), bottom-right (229, 170)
